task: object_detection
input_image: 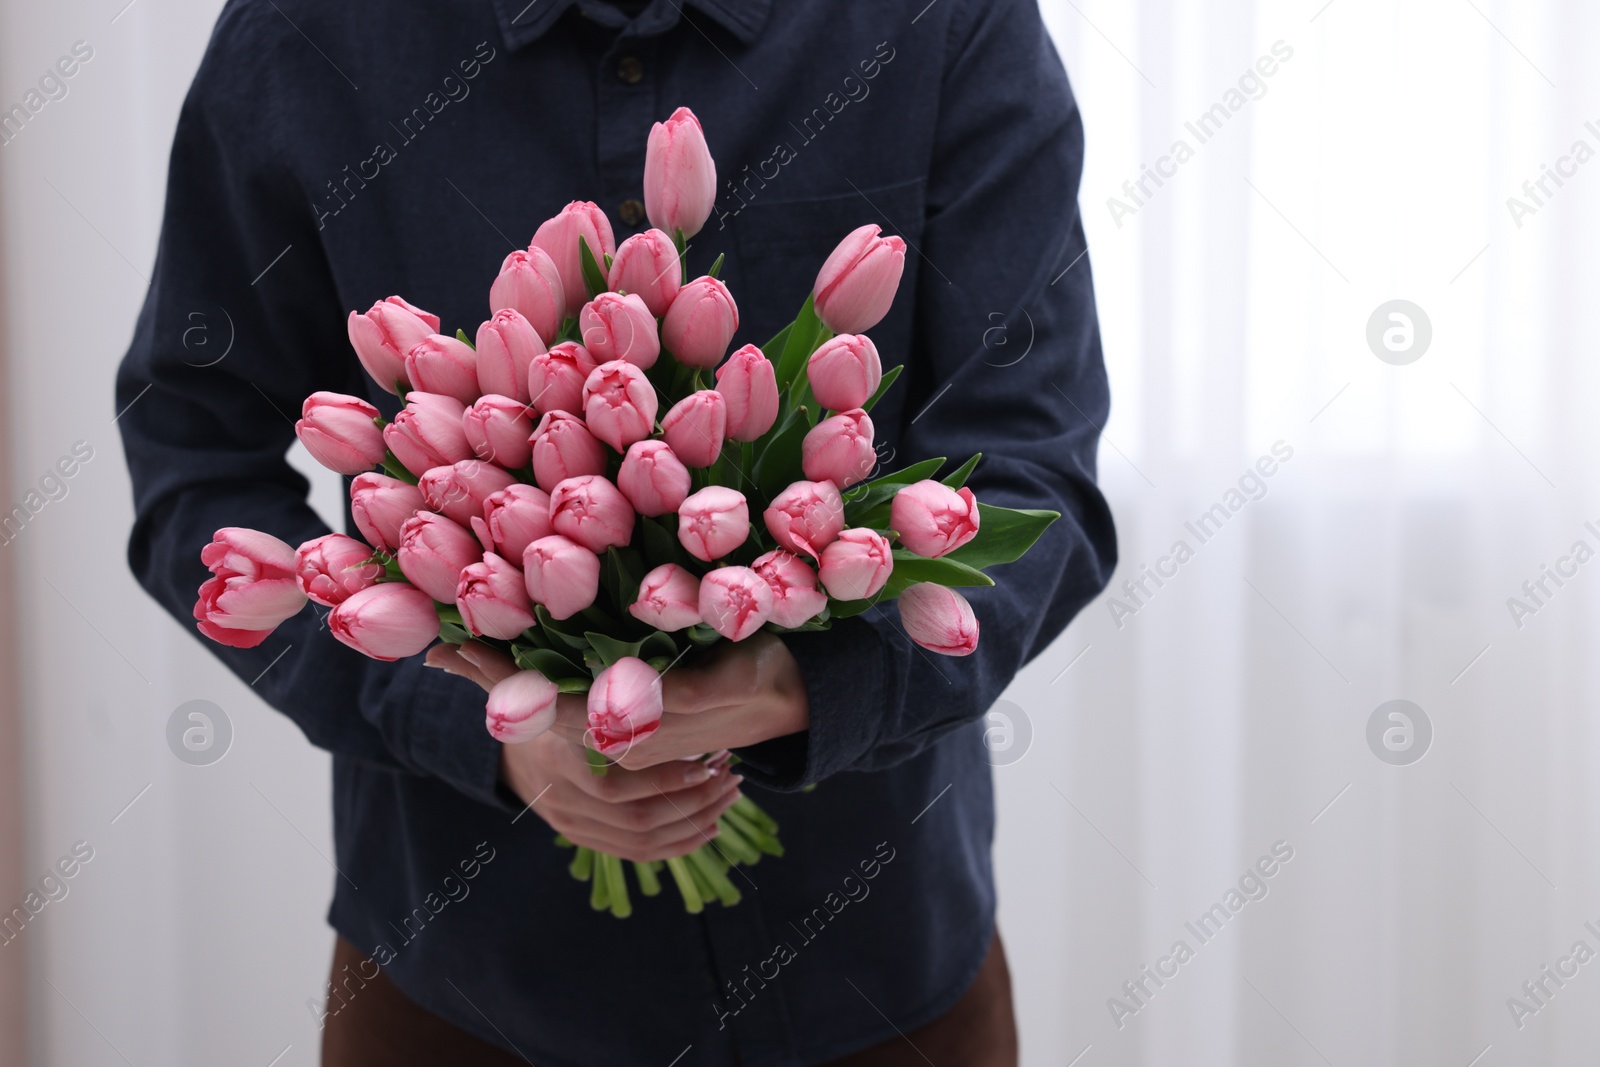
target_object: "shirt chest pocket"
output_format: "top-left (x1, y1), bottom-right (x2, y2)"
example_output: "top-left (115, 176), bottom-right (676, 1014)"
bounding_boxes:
top-left (729, 178), bottom-right (927, 345)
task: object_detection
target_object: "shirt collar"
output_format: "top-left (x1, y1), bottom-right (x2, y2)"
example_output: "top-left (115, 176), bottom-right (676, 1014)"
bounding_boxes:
top-left (491, 0), bottom-right (772, 51)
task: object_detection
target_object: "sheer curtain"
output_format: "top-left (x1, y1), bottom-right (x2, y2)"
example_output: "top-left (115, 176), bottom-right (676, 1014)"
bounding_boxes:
top-left (2, 0), bottom-right (1596, 1064)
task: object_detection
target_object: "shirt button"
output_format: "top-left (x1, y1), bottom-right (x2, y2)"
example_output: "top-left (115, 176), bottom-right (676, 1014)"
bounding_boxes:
top-left (618, 198), bottom-right (646, 227)
top-left (617, 56), bottom-right (644, 84)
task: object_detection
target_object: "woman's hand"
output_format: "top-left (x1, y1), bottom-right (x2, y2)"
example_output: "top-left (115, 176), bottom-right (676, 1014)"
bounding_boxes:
top-left (427, 640), bottom-right (743, 861)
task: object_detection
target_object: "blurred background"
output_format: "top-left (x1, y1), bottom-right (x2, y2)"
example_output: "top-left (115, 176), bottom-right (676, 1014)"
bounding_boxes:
top-left (3, 0), bottom-right (1598, 1064)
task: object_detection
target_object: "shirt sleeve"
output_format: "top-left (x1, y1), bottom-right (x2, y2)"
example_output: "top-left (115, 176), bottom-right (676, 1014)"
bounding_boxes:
top-left (115, 2), bottom-right (510, 810)
top-left (737, 0), bottom-right (1117, 789)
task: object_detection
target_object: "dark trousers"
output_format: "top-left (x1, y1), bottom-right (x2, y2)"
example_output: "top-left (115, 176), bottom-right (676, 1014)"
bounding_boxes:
top-left (322, 932), bottom-right (1018, 1066)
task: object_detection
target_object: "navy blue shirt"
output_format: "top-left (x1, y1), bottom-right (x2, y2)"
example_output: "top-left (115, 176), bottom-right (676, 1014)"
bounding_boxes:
top-left (116, 0), bottom-right (1114, 1062)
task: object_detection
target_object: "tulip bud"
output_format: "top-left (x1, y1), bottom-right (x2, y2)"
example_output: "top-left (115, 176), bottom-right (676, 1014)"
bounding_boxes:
top-left (818, 528), bottom-right (894, 601)
top-left (661, 275), bottom-right (738, 369)
top-left (628, 563), bottom-right (702, 631)
top-left (194, 528), bottom-right (307, 648)
top-left (763, 479), bottom-right (845, 559)
top-left (890, 480), bottom-right (980, 559)
top-left (806, 334), bottom-right (882, 412)
top-left (813, 224), bottom-right (907, 335)
top-left (698, 566), bottom-right (774, 641)
top-left (350, 473), bottom-right (427, 553)
top-left (898, 582), bottom-right (979, 656)
top-left (582, 360), bottom-right (658, 452)
top-left (329, 583), bottom-right (440, 661)
top-left (486, 669), bottom-right (561, 743)
top-left (347, 296), bottom-right (439, 395)
top-left (661, 389), bottom-right (727, 468)
top-left (617, 439), bottom-right (691, 517)
top-left (549, 475), bottom-right (635, 553)
top-left (715, 345), bottom-right (779, 441)
top-left (294, 533), bottom-right (383, 608)
top-left (396, 511), bottom-right (483, 603)
top-left (527, 341), bottom-right (598, 417)
top-left (522, 534), bottom-right (601, 620)
top-left (801, 409), bottom-right (876, 489)
top-left (456, 552), bottom-right (536, 640)
top-left (530, 410), bottom-right (607, 493)
top-left (608, 228), bottom-right (681, 316)
top-left (677, 485), bottom-right (749, 562)
top-left (383, 392), bottom-right (473, 477)
top-left (578, 291), bottom-right (661, 370)
top-left (489, 248), bottom-right (564, 344)
top-left (418, 460), bottom-right (518, 529)
top-left (476, 308), bottom-right (546, 404)
top-left (643, 106), bottom-right (717, 239)
top-left (295, 392), bottom-right (386, 475)
top-left (462, 394), bottom-right (534, 469)
top-left (474, 483), bottom-right (552, 561)
top-left (587, 656), bottom-right (664, 756)
top-left (752, 550), bottom-right (828, 629)
top-left (404, 334), bottom-right (480, 406)
top-left (530, 201), bottom-right (616, 316)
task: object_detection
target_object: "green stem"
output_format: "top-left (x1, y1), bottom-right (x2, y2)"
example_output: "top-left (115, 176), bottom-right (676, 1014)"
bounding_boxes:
top-left (380, 454), bottom-right (419, 485)
top-left (732, 794), bottom-right (779, 834)
top-left (687, 845), bottom-right (743, 906)
top-left (634, 860), bottom-right (662, 897)
top-left (590, 849), bottom-right (611, 911)
top-left (603, 853), bottom-right (632, 918)
top-left (568, 846), bottom-right (594, 881)
top-left (586, 747), bottom-right (610, 777)
top-left (664, 856), bottom-right (704, 914)
top-left (712, 817), bottom-right (761, 865)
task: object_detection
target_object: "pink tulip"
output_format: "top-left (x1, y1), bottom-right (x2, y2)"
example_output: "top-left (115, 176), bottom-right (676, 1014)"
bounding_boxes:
top-left (485, 669), bottom-right (560, 743)
top-left (347, 297), bottom-right (439, 395)
top-left (587, 656), bottom-right (664, 756)
top-left (530, 410), bottom-right (607, 493)
top-left (295, 392), bottom-right (385, 475)
top-left (898, 583), bottom-right (979, 656)
top-left (294, 533), bottom-right (383, 608)
top-left (698, 566), bottom-right (774, 642)
top-left (628, 563), bottom-right (702, 631)
top-left (462, 394), bottom-right (534, 469)
top-left (643, 106), bottom-right (716, 238)
top-left (329, 583), bottom-right (440, 661)
top-left (608, 228), bottom-right (681, 316)
top-left (801, 409), bottom-right (876, 489)
top-left (813, 224), bottom-right (907, 335)
top-left (818, 528), bottom-right (894, 601)
top-left (806, 334), bottom-right (882, 412)
top-left (616, 439), bottom-right (691, 517)
top-left (473, 483), bottom-right (552, 562)
top-left (488, 248), bottom-right (564, 343)
top-left (549, 475), bottom-right (635, 553)
top-left (475, 308), bottom-right (546, 404)
top-left (383, 392), bottom-right (473, 477)
top-left (350, 473), bottom-right (427, 553)
top-left (763, 479), bottom-right (845, 559)
top-left (527, 342), bottom-right (599, 418)
top-left (677, 485), bottom-right (749, 562)
top-left (396, 511), bottom-right (482, 603)
top-left (522, 534), bottom-right (600, 620)
top-left (891, 480), bottom-right (980, 559)
top-left (530, 201), bottom-right (616, 316)
top-left (404, 334), bottom-right (480, 406)
top-left (661, 275), bottom-right (737, 369)
top-left (715, 345), bottom-right (779, 441)
top-left (193, 528), bottom-right (307, 648)
top-left (579, 292), bottom-right (660, 370)
top-left (456, 552), bottom-right (536, 640)
top-left (752, 550), bottom-right (828, 629)
top-left (661, 389), bottom-right (727, 468)
top-left (418, 460), bottom-right (518, 528)
top-left (582, 360), bottom-right (658, 452)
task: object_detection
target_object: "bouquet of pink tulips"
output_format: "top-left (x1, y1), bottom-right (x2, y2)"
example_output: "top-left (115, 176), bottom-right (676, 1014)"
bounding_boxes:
top-left (192, 107), bottom-right (1057, 917)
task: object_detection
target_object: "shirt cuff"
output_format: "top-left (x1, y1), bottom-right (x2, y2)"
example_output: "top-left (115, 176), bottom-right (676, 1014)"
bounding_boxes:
top-left (734, 618), bottom-right (890, 791)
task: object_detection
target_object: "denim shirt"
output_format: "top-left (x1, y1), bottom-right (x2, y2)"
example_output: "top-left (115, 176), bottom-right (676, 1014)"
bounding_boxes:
top-left (115, 0), bottom-right (1115, 1062)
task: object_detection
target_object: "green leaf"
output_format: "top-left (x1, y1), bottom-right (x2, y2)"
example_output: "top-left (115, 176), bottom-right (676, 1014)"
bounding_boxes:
top-left (380, 453), bottom-right (419, 485)
top-left (602, 547), bottom-right (645, 614)
top-left (455, 328), bottom-right (475, 349)
top-left (942, 453), bottom-right (981, 489)
top-left (585, 632), bottom-right (646, 668)
top-left (578, 235), bottom-right (607, 300)
top-left (512, 644), bottom-right (588, 683)
top-left (753, 406), bottom-right (812, 500)
top-left (684, 623), bottom-right (722, 647)
top-left (826, 595), bottom-right (879, 619)
top-left (774, 293), bottom-right (824, 394)
top-left (945, 505), bottom-right (1061, 570)
top-left (862, 363), bottom-right (903, 413)
top-left (639, 631), bottom-right (679, 662)
top-left (884, 549), bottom-right (994, 592)
top-left (708, 252), bottom-right (725, 279)
top-left (761, 323), bottom-right (793, 362)
top-left (438, 620), bottom-right (473, 645)
top-left (842, 457), bottom-right (946, 525)
top-left (536, 605), bottom-right (593, 650)
top-left (640, 515), bottom-right (698, 571)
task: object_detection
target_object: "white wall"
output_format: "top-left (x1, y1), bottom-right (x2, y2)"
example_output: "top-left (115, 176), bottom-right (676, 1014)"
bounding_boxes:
top-left (3, 0), bottom-right (1599, 1065)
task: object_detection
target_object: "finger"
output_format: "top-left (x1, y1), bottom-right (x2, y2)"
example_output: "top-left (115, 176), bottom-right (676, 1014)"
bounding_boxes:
top-left (563, 747), bottom-right (726, 802)
top-left (543, 805), bottom-right (725, 864)
top-left (424, 644), bottom-right (494, 691)
top-left (661, 645), bottom-right (760, 715)
top-left (457, 640), bottom-right (519, 685)
top-left (580, 775), bottom-right (744, 835)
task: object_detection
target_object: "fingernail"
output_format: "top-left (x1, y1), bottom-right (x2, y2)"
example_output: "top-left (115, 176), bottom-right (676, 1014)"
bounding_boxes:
top-left (684, 763), bottom-right (710, 785)
top-left (729, 774), bottom-right (744, 787)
